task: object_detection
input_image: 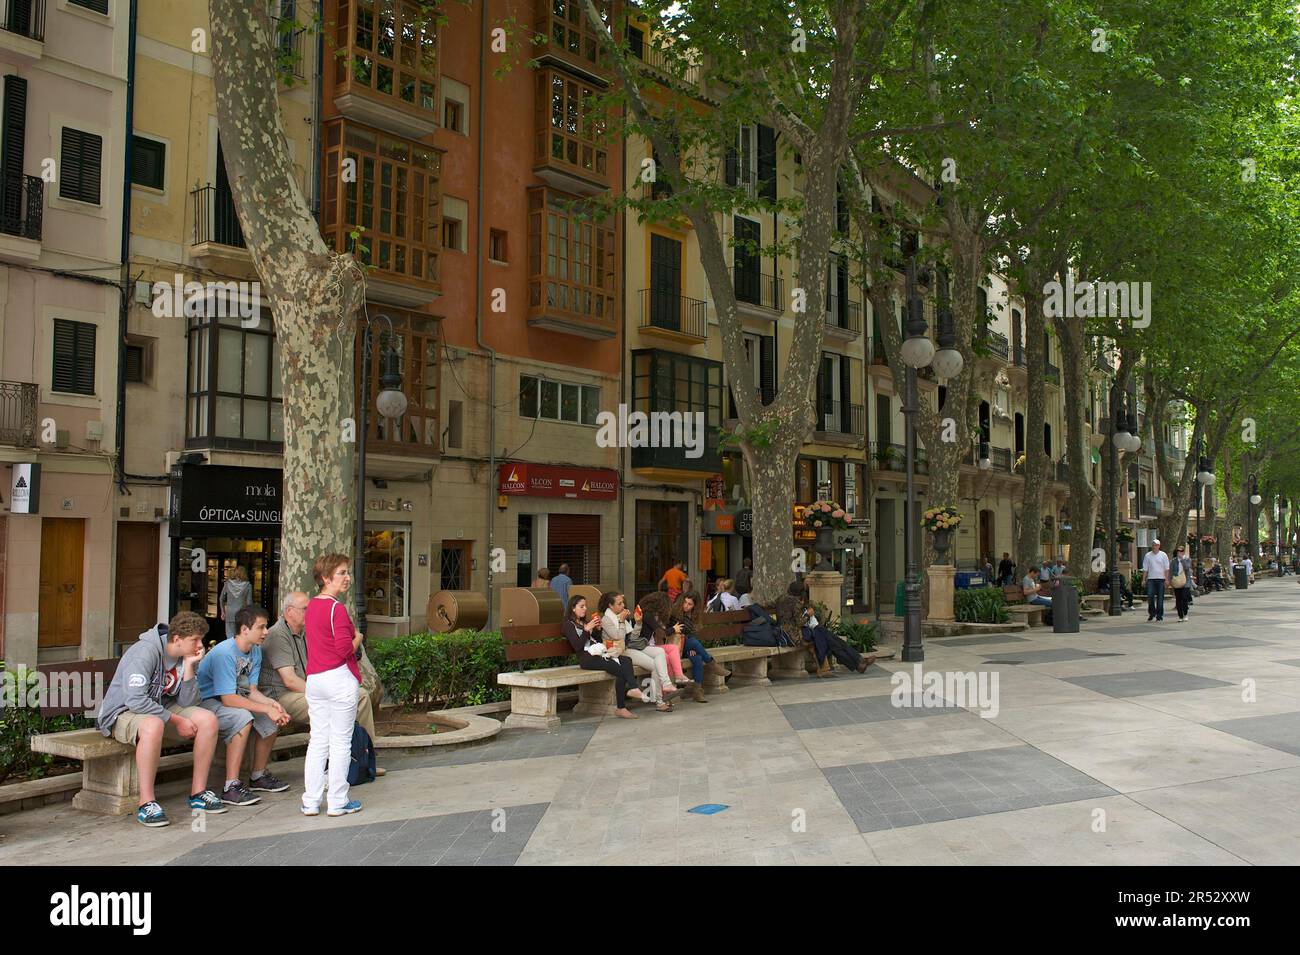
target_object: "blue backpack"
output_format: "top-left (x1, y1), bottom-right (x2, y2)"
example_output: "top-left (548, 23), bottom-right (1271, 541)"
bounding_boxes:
top-left (347, 722), bottom-right (377, 786)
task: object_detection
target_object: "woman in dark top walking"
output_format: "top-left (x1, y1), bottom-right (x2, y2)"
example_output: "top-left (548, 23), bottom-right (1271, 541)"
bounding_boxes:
top-left (563, 594), bottom-right (642, 719)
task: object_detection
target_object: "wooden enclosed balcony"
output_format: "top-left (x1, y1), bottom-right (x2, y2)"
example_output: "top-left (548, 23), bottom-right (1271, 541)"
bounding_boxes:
top-left (526, 187), bottom-right (618, 339)
top-left (321, 119), bottom-right (442, 307)
top-left (534, 0), bottom-right (613, 82)
top-left (533, 67), bottom-right (612, 195)
top-left (328, 0), bottom-right (440, 139)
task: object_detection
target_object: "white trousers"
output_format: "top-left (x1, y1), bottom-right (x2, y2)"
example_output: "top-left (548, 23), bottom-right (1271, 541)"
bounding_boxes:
top-left (303, 664), bottom-right (359, 813)
top-left (624, 646), bottom-right (670, 703)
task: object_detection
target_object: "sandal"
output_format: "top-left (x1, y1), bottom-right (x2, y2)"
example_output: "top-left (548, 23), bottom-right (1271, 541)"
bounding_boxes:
top-left (655, 702), bottom-right (674, 713)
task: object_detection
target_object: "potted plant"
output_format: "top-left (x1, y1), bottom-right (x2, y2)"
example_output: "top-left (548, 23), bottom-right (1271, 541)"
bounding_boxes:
top-left (803, 501), bottom-right (852, 564)
top-left (1117, 526), bottom-right (1134, 545)
top-left (922, 505), bottom-right (963, 564)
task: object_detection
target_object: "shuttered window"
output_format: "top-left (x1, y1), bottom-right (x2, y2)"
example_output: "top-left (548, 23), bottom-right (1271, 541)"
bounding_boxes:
top-left (131, 136), bottom-right (165, 190)
top-left (60, 129), bottom-right (103, 204)
top-left (70, 0), bottom-right (110, 14)
top-left (52, 320), bottom-right (96, 395)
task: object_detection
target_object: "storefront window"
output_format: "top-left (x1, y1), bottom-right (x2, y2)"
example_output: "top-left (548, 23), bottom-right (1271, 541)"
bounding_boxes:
top-left (635, 501), bottom-right (687, 601)
top-left (363, 526), bottom-right (408, 619)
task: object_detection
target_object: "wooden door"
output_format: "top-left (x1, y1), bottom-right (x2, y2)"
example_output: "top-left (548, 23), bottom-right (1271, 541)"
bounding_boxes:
top-left (115, 523), bottom-right (159, 646)
top-left (38, 518), bottom-right (84, 649)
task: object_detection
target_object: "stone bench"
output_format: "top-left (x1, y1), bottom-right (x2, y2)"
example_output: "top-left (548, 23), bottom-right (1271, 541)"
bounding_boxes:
top-left (30, 728), bottom-right (310, 815)
top-left (499, 610), bottom-right (811, 730)
top-left (1006, 604), bottom-right (1046, 627)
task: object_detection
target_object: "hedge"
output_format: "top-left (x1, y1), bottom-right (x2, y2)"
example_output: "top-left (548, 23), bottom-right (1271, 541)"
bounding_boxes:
top-left (955, 586), bottom-right (1009, 624)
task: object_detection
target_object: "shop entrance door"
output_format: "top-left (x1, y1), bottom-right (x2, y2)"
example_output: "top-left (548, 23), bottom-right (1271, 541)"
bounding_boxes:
top-left (172, 537), bottom-right (279, 643)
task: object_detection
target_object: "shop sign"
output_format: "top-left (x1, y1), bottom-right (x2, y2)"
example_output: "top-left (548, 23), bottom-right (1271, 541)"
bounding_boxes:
top-left (703, 509), bottom-right (735, 535)
top-left (169, 464), bottom-right (282, 537)
top-left (497, 463), bottom-right (618, 501)
top-left (736, 509), bottom-right (753, 538)
top-left (704, 473), bottom-right (726, 509)
top-left (10, 463), bottom-right (40, 514)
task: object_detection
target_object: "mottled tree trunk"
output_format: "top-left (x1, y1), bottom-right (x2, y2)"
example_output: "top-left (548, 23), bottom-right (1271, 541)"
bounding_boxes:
top-left (1056, 296), bottom-right (1098, 579)
top-left (210, 3), bottom-right (362, 595)
top-left (1015, 280), bottom-right (1048, 571)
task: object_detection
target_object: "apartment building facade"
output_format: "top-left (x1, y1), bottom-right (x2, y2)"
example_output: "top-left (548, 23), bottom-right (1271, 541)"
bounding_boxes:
top-left (1, 0), bottom-right (128, 667)
top-left (116, 0), bottom-right (626, 640)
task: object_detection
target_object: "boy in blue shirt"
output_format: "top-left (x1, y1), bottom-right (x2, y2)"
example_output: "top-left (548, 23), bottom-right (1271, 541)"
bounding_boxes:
top-left (197, 605), bottom-right (292, 806)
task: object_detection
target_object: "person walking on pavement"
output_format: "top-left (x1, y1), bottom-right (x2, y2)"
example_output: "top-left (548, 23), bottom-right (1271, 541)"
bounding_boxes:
top-left (998, 552), bottom-right (1015, 586)
top-left (219, 565), bottom-right (252, 641)
top-left (660, 560), bottom-right (688, 603)
top-left (1171, 546), bottom-right (1194, 621)
top-left (549, 563), bottom-right (573, 606)
top-left (1142, 538), bottom-right (1171, 622)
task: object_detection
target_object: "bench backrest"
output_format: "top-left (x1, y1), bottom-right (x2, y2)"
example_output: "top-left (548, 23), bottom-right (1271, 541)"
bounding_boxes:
top-left (1002, 584), bottom-right (1026, 604)
top-left (34, 659), bottom-right (119, 717)
top-left (694, 609), bottom-right (754, 646)
top-left (501, 623), bottom-right (574, 664)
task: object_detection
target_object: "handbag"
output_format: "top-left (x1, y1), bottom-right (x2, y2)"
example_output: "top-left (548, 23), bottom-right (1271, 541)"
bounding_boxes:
top-left (1171, 570), bottom-right (1187, 588)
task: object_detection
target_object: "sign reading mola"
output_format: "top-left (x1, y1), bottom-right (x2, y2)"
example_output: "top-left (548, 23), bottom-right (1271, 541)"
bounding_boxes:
top-left (169, 464), bottom-right (282, 537)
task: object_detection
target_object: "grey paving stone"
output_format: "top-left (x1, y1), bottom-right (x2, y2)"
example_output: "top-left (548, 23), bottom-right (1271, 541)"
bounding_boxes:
top-left (1276, 659), bottom-right (1300, 668)
top-left (167, 803), bottom-right (549, 866)
top-left (982, 647), bottom-right (1125, 665)
top-left (780, 693), bottom-right (963, 729)
top-left (382, 721), bottom-right (598, 773)
top-left (1062, 669), bottom-right (1233, 698)
top-left (927, 634), bottom-right (1032, 647)
top-left (824, 745), bottom-right (1113, 833)
top-left (1159, 636), bottom-right (1275, 649)
top-left (1207, 710), bottom-right (1300, 757)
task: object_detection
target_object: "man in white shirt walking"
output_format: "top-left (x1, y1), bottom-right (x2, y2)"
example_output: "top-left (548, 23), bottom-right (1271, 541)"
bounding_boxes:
top-left (1142, 539), bottom-right (1171, 621)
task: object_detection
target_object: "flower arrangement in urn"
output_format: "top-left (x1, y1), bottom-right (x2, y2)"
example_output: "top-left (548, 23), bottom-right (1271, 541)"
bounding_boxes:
top-left (1200, 534), bottom-right (1217, 545)
top-left (922, 505), bottom-right (963, 533)
top-left (803, 501), bottom-right (852, 531)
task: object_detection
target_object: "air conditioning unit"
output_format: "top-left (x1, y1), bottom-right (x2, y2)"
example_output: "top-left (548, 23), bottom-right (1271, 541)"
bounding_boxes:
top-left (86, 420), bottom-right (104, 442)
top-left (56, 429), bottom-right (70, 449)
top-left (134, 280), bottom-right (153, 306)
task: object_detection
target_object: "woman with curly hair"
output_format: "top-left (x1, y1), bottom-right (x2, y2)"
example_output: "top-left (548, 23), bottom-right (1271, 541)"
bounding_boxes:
top-left (669, 592), bottom-right (730, 702)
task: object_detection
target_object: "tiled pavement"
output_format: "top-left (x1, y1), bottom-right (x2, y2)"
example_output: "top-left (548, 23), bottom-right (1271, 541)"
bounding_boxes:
top-left (4, 578), bottom-right (1300, 866)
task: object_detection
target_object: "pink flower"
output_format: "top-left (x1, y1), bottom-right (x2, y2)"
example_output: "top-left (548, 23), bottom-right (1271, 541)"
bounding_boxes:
top-left (821, 503), bottom-right (831, 512)
top-left (832, 510), bottom-right (845, 519)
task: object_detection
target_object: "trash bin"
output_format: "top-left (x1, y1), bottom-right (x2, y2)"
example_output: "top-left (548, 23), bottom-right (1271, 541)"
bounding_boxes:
top-left (1234, 565), bottom-right (1248, 589)
top-left (894, 581), bottom-right (906, 616)
top-left (1052, 579), bottom-right (1080, 633)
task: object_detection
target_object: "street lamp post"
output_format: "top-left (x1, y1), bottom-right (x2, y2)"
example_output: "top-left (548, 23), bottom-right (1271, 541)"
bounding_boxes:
top-left (354, 314), bottom-right (408, 637)
top-left (1105, 381), bottom-right (1140, 615)
top-left (897, 261), bottom-right (963, 663)
top-left (1249, 475), bottom-right (1261, 562)
top-left (1195, 444), bottom-right (1215, 581)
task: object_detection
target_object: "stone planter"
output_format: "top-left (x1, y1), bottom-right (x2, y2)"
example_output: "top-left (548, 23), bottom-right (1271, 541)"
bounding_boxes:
top-left (814, 526), bottom-right (835, 565)
top-left (931, 528), bottom-right (952, 564)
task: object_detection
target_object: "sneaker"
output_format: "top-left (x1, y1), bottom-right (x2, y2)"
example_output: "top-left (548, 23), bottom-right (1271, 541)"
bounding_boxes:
top-left (301, 805), bottom-right (320, 816)
top-left (137, 801), bottom-right (170, 828)
top-left (188, 790), bottom-right (228, 814)
top-left (249, 771), bottom-right (289, 793)
top-left (221, 781), bottom-right (261, 807)
top-left (327, 799), bottom-right (363, 817)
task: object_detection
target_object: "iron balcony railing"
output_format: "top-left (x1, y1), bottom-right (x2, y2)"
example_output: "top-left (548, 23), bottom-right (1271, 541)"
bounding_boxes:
top-left (0, 380), bottom-right (38, 448)
top-left (1056, 459), bottom-right (1070, 481)
top-left (271, 15), bottom-right (307, 80)
top-left (1163, 443), bottom-right (1186, 461)
top-left (0, 174), bottom-right (43, 241)
top-left (1013, 343), bottom-right (1027, 367)
top-left (981, 329), bottom-right (1009, 359)
top-left (869, 440), bottom-right (927, 474)
top-left (992, 446), bottom-right (1012, 471)
top-left (733, 269), bottom-right (781, 311)
top-left (639, 288), bottom-right (707, 341)
top-left (2, 0), bottom-right (45, 41)
top-left (191, 183), bottom-right (245, 248)
top-left (630, 39), bottom-right (701, 87)
top-left (812, 400), bottom-right (865, 437)
top-left (824, 299), bottom-right (863, 335)
top-left (1046, 362), bottom-right (1061, 384)
top-left (870, 338), bottom-right (890, 366)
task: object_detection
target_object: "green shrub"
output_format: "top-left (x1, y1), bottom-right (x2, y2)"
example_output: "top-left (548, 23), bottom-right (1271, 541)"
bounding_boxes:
top-left (1130, 569), bottom-right (1145, 595)
top-left (835, 618), bottom-right (877, 653)
top-left (0, 664), bottom-right (93, 785)
top-left (368, 629), bottom-right (573, 709)
top-left (955, 586), bottom-right (1009, 624)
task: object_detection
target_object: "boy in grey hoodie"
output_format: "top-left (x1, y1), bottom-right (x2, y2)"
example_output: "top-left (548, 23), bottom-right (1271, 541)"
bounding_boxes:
top-left (97, 611), bottom-right (227, 827)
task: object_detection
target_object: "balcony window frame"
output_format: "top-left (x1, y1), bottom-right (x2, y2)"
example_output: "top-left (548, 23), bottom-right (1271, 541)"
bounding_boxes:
top-left (518, 372), bottom-right (600, 426)
top-left (184, 308), bottom-right (283, 453)
top-left (533, 67), bottom-right (609, 185)
top-left (526, 185), bottom-right (618, 331)
top-left (332, 0), bottom-right (440, 115)
top-left (320, 119), bottom-right (442, 287)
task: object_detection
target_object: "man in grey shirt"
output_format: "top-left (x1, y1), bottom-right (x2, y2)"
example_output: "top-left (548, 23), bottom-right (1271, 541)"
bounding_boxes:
top-left (96, 612), bottom-right (227, 827)
top-left (260, 592), bottom-right (385, 769)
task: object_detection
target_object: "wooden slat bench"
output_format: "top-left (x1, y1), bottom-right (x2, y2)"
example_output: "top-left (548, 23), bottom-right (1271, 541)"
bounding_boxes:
top-left (498, 610), bottom-right (811, 730)
top-left (1002, 584), bottom-right (1046, 627)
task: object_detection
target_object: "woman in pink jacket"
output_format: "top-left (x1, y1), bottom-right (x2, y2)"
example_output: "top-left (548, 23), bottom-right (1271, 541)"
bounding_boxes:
top-left (301, 553), bottom-right (363, 818)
